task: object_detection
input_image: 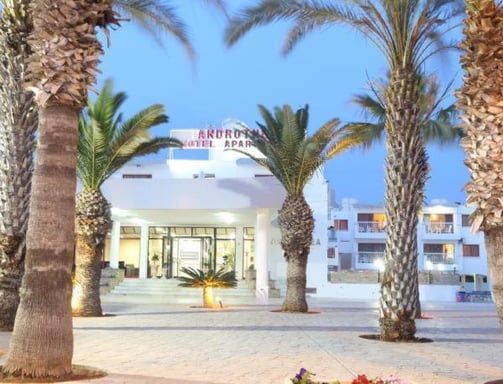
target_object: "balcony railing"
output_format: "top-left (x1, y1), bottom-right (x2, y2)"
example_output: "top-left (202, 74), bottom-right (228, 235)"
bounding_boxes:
top-left (424, 252), bottom-right (455, 265)
top-left (424, 222), bottom-right (454, 234)
top-left (357, 221), bottom-right (386, 233)
top-left (357, 251), bottom-right (384, 264)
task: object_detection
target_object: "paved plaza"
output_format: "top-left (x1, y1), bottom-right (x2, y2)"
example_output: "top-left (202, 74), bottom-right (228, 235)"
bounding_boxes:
top-left (1, 294), bottom-right (502, 384)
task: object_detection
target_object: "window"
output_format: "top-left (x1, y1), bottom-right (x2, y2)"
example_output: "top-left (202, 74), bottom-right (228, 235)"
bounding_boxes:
top-left (358, 243), bottom-right (385, 252)
top-left (424, 243), bottom-right (455, 264)
top-left (424, 213), bottom-right (453, 223)
top-left (463, 244), bottom-right (480, 257)
top-left (122, 174), bottom-right (152, 179)
top-left (461, 214), bottom-right (470, 227)
top-left (357, 213), bottom-right (373, 222)
top-left (357, 243), bottom-right (384, 264)
top-left (192, 173), bottom-right (215, 179)
top-left (333, 219), bottom-right (348, 231)
top-left (424, 243), bottom-right (443, 253)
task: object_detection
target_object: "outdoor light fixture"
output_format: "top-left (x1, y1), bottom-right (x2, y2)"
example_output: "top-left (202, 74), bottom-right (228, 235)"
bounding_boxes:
top-left (425, 261), bottom-right (434, 284)
top-left (71, 284), bottom-right (83, 311)
top-left (374, 258), bottom-right (384, 283)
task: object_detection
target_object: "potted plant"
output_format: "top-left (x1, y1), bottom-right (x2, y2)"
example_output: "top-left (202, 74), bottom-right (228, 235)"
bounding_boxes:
top-left (150, 254), bottom-right (161, 278)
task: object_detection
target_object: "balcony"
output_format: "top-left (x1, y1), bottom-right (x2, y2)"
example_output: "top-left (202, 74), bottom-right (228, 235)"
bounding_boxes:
top-left (424, 252), bottom-right (455, 265)
top-left (356, 221), bottom-right (386, 234)
top-left (328, 229), bottom-right (338, 241)
top-left (357, 251), bottom-right (384, 264)
top-left (424, 222), bottom-right (454, 234)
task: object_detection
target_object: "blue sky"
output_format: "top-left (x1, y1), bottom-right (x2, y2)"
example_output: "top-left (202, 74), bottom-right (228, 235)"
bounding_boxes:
top-left (97, 1), bottom-right (468, 205)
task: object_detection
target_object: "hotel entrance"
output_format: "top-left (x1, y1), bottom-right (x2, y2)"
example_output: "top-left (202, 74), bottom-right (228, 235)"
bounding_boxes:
top-left (170, 237), bottom-right (212, 277)
top-left (106, 224), bottom-right (257, 279)
top-left (145, 226), bottom-right (240, 278)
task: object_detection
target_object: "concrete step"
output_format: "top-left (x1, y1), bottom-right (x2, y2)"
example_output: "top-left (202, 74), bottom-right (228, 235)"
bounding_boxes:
top-left (109, 278), bottom-right (254, 297)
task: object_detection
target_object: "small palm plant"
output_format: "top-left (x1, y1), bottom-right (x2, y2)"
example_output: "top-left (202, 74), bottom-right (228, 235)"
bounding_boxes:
top-left (178, 267), bottom-right (237, 308)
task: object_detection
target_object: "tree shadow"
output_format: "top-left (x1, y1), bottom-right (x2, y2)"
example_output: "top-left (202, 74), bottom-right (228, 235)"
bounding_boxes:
top-left (359, 334), bottom-right (433, 343)
top-left (0, 365), bottom-right (106, 383)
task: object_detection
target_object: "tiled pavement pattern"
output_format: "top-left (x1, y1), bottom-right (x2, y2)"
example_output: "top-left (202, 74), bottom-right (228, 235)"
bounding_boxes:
top-left (0, 295), bottom-right (502, 384)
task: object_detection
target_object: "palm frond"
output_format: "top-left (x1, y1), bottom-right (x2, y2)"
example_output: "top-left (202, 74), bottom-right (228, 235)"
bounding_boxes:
top-left (113, 0), bottom-right (192, 57)
top-left (105, 137), bottom-right (182, 179)
top-left (231, 103), bottom-right (358, 196)
top-left (177, 267), bottom-right (237, 288)
top-left (225, 0), bottom-right (304, 47)
top-left (282, 2), bottom-right (351, 55)
top-left (114, 0), bottom-right (228, 60)
top-left (346, 72), bottom-right (461, 149)
top-left (342, 122), bottom-right (385, 149)
top-left (227, 0), bottom-right (459, 69)
top-left (77, 79), bottom-right (181, 189)
top-left (351, 93), bottom-right (386, 122)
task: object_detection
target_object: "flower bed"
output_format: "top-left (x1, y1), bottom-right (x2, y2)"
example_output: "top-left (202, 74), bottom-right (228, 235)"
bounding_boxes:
top-left (289, 368), bottom-right (410, 384)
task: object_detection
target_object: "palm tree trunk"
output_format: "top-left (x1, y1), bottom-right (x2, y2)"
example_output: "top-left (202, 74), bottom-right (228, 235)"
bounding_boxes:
top-left (281, 251), bottom-right (308, 312)
top-left (484, 227), bottom-right (503, 328)
top-left (72, 233), bottom-right (105, 317)
top-left (0, 254), bottom-right (23, 331)
top-left (2, 105), bottom-right (78, 377)
top-left (73, 190), bottom-right (111, 317)
top-left (379, 69), bottom-right (428, 341)
top-left (457, 0), bottom-right (503, 334)
top-left (279, 195), bottom-right (313, 313)
top-left (203, 286), bottom-right (214, 308)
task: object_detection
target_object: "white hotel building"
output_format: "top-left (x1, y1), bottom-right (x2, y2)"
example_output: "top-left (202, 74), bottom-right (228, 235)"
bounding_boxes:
top-left (101, 126), bottom-right (489, 302)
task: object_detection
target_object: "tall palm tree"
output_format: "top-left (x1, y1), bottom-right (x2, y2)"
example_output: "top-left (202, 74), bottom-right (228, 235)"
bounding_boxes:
top-left (345, 73), bottom-right (462, 319)
top-left (0, 0), bottom-right (36, 331)
top-left (457, 0), bottom-right (503, 330)
top-left (2, 0), bottom-right (120, 378)
top-left (72, 79), bottom-right (182, 317)
top-left (0, 0), bottom-right (228, 331)
top-left (178, 267), bottom-right (237, 308)
top-left (233, 104), bottom-right (362, 312)
top-left (225, 0), bottom-right (458, 339)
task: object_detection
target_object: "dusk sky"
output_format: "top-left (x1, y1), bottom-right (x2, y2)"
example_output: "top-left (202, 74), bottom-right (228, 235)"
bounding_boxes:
top-left (97, 1), bottom-right (468, 205)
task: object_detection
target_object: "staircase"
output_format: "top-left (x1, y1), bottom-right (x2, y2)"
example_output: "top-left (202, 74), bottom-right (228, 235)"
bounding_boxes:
top-left (108, 278), bottom-right (255, 304)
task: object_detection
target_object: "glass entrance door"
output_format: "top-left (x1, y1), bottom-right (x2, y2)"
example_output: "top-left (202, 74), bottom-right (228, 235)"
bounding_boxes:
top-left (170, 237), bottom-right (212, 277)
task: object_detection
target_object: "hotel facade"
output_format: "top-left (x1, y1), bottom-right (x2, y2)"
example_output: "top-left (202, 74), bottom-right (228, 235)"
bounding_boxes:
top-left (101, 126), bottom-right (489, 302)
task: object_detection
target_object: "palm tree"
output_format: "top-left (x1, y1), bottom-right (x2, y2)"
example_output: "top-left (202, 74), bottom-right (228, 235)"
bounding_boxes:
top-left (72, 79), bottom-right (182, 317)
top-left (1, 0), bottom-right (120, 378)
top-left (0, 0), bottom-right (228, 330)
top-left (345, 73), bottom-right (462, 319)
top-left (456, 0), bottom-right (503, 330)
top-left (178, 267), bottom-right (238, 308)
top-left (0, 0), bottom-right (36, 331)
top-left (225, 0), bottom-right (458, 338)
top-left (233, 104), bottom-right (362, 312)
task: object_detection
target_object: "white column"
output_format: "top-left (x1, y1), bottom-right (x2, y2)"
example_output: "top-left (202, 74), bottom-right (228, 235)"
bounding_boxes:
top-left (235, 226), bottom-right (244, 279)
top-left (139, 224), bottom-right (149, 279)
top-left (109, 220), bottom-right (121, 268)
top-left (255, 209), bottom-right (270, 304)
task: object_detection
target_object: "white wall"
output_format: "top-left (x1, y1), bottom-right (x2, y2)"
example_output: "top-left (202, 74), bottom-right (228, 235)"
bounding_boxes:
top-left (102, 177), bottom-right (286, 210)
top-left (305, 174), bottom-right (330, 289)
top-left (315, 283), bottom-right (460, 302)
